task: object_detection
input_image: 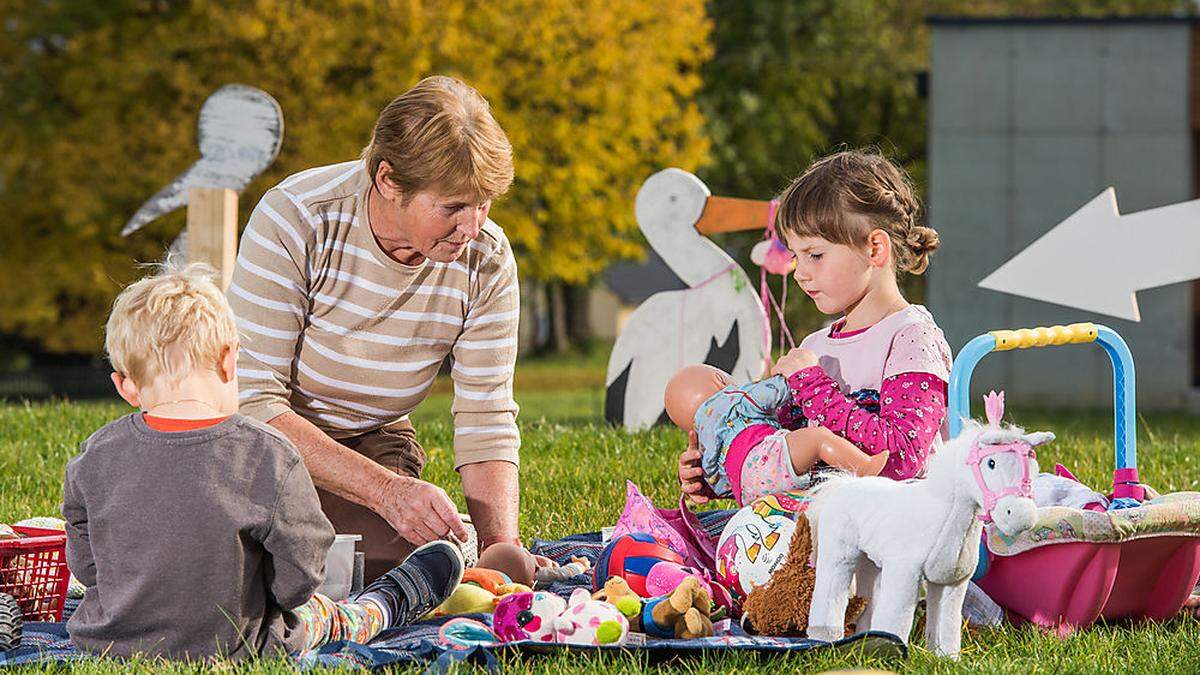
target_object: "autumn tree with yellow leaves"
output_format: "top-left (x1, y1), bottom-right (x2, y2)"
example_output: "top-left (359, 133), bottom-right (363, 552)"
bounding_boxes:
top-left (0, 0), bottom-right (710, 355)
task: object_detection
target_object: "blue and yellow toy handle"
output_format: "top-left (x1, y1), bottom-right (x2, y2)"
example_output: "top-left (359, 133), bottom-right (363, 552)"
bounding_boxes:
top-left (948, 323), bottom-right (1140, 499)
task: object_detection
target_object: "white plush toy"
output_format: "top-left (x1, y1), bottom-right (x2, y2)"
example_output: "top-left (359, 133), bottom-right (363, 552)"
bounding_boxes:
top-left (806, 391), bottom-right (1050, 657)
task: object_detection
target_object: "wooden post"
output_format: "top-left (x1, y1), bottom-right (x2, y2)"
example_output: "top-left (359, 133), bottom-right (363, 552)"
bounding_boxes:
top-left (186, 187), bottom-right (238, 291)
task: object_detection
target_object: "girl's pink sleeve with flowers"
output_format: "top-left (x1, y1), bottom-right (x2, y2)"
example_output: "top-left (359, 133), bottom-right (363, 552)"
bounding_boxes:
top-left (784, 323), bottom-right (951, 480)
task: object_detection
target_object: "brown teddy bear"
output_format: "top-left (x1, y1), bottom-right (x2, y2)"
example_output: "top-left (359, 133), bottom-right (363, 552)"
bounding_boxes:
top-left (599, 575), bottom-right (715, 639)
top-left (741, 513), bottom-right (867, 637)
top-left (647, 576), bottom-right (714, 639)
top-left (592, 576), bottom-right (638, 603)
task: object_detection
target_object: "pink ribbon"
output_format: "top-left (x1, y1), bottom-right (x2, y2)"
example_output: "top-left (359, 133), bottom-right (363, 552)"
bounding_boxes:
top-left (759, 199), bottom-right (795, 371)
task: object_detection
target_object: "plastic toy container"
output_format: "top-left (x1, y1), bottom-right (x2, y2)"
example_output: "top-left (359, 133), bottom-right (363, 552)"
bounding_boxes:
top-left (319, 534), bottom-right (362, 601)
top-left (0, 526), bottom-right (71, 622)
top-left (950, 322), bottom-right (1200, 633)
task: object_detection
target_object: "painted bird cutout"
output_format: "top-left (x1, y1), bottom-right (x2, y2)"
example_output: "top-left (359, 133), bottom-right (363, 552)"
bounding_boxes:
top-left (122, 84), bottom-right (283, 239)
top-left (604, 169), bottom-right (768, 431)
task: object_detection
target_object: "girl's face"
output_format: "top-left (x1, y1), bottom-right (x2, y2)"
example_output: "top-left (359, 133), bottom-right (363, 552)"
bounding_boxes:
top-left (783, 231), bottom-right (873, 316)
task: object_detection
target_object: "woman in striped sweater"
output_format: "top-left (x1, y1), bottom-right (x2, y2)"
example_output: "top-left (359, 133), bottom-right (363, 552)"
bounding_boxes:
top-left (227, 76), bottom-right (540, 578)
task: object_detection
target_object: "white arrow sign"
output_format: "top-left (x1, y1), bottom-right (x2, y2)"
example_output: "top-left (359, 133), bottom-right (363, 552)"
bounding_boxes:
top-left (978, 187), bottom-right (1200, 322)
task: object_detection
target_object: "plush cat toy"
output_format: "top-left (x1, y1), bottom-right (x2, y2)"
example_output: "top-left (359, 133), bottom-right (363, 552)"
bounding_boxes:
top-left (493, 589), bottom-right (629, 646)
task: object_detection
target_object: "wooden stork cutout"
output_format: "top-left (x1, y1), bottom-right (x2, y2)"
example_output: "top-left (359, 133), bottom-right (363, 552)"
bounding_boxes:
top-left (122, 84), bottom-right (284, 289)
top-left (605, 168), bottom-right (775, 431)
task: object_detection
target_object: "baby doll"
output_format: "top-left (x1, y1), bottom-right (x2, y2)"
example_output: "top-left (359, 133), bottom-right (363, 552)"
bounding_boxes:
top-left (664, 357), bottom-right (888, 506)
top-left (477, 543), bottom-right (591, 589)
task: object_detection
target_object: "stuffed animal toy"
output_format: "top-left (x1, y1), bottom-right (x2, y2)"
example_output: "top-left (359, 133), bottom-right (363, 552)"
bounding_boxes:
top-left (740, 513), bottom-right (867, 637)
top-left (596, 575), bottom-right (716, 639)
top-left (494, 589), bottom-right (629, 646)
top-left (425, 574), bottom-right (533, 618)
top-left (554, 588), bottom-right (630, 646)
top-left (643, 560), bottom-right (705, 597)
top-left (805, 392), bottom-right (1044, 657)
top-left (592, 576), bottom-right (639, 602)
top-left (493, 590), bottom-right (568, 642)
top-left (641, 562), bottom-right (732, 620)
top-left (461, 567), bottom-right (511, 594)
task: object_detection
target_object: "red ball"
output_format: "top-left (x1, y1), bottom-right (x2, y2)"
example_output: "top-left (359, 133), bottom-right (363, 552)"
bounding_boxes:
top-left (593, 533), bottom-right (684, 596)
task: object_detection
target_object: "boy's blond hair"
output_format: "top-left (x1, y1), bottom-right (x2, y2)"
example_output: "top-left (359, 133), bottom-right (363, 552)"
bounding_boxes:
top-left (105, 261), bottom-right (238, 387)
top-left (361, 75), bottom-right (514, 204)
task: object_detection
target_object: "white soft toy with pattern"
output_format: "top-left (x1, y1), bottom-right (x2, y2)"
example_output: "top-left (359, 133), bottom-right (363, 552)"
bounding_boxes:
top-left (806, 391), bottom-right (1049, 657)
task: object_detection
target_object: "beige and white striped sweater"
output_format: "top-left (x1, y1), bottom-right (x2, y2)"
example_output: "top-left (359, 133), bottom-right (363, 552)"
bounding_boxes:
top-left (227, 160), bottom-right (520, 468)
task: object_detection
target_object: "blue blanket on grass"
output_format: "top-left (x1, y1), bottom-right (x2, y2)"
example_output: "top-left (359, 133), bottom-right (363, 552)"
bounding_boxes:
top-left (0, 510), bottom-right (905, 671)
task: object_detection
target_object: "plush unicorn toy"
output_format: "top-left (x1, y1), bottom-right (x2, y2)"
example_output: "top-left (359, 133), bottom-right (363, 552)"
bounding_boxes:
top-left (806, 391), bottom-right (1051, 657)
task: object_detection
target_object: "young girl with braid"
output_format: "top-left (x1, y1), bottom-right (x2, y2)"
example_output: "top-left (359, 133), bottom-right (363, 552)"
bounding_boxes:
top-left (678, 149), bottom-right (953, 505)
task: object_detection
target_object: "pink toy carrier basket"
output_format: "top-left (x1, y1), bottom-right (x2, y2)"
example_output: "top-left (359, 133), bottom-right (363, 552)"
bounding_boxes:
top-left (949, 323), bottom-right (1200, 634)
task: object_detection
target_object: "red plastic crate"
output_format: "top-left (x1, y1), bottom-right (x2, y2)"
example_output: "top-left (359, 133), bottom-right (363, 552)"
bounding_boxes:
top-left (0, 526), bottom-right (70, 622)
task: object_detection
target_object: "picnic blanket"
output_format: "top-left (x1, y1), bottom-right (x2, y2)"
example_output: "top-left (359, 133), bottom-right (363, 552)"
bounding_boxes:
top-left (0, 510), bottom-right (906, 670)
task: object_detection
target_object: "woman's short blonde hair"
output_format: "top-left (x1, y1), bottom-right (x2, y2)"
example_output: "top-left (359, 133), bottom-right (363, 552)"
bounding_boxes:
top-left (105, 261), bottom-right (239, 387)
top-left (362, 76), bottom-right (514, 203)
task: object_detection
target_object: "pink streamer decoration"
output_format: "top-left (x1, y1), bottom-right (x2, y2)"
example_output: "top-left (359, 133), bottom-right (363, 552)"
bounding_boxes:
top-left (759, 199), bottom-right (796, 371)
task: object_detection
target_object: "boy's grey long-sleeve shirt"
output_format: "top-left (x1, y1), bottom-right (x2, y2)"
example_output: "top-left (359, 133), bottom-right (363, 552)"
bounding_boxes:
top-left (61, 413), bottom-right (335, 660)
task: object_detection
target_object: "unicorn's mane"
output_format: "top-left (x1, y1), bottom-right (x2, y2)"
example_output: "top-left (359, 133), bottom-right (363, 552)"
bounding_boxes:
top-left (924, 417), bottom-right (1031, 482)
top-left (806, 416), bottom-right (1034, 506)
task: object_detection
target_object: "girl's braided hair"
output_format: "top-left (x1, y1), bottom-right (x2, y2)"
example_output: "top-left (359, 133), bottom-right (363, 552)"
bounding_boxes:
top-left (776, 149), bottom-right (939, 274)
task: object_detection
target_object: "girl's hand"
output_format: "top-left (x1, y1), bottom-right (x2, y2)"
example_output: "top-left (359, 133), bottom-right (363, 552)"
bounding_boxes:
top-left (678, 430), bottom-right (716, 504)
top-left (771, 347), bottom-right (819, 377)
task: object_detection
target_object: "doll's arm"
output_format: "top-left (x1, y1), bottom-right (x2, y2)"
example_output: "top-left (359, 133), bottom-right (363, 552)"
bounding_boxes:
top-left (786, 367), bottom-right (946, 480)
top-left (535, 557), bottom-right (591, 584)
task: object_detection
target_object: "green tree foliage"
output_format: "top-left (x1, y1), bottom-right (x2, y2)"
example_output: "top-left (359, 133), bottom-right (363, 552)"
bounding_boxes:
top-left (0, 0), bottom-right (709, 354)
top-left (698, 0), bottom-right (1191, 338)
top-left (700, 0), bottom-right (1192, 199)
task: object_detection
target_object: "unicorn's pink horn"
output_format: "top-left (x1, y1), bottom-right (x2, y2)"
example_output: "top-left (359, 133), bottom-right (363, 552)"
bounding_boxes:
top-left (983, 390), bottom-right (1005, 428)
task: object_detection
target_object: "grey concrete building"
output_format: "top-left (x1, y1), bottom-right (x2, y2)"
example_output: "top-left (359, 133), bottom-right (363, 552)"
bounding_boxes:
top-left (926, 16), bottom-right (1200, 411)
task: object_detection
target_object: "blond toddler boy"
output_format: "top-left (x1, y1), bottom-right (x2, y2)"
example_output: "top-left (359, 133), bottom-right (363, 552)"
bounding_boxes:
top-left (62, 263), bottom-right (461, 660)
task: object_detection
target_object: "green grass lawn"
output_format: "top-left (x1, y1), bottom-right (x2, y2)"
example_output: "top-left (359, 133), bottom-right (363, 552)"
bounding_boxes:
top-left (2, 358), bottom-right (1199, 672)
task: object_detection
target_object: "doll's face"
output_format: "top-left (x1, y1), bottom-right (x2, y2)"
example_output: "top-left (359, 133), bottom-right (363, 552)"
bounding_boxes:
top-left (664, 365), bottom-right (735, 431)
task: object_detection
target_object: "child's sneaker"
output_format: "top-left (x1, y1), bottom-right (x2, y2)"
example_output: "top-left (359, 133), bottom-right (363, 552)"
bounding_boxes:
top-left (354, 540), bottom-right (464, 627)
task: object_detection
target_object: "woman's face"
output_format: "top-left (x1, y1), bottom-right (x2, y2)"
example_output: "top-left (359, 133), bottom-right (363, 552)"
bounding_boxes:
top-left (391, 190), bottom-right (492, 263)
top-left (783, 231), bottom-right (872, 316)
top-left (370, 161), bottom-right (492, 264)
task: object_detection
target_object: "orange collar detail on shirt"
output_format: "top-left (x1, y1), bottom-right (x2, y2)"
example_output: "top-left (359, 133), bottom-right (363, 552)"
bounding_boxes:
top-left (143, 414), bottom-right (231, 432)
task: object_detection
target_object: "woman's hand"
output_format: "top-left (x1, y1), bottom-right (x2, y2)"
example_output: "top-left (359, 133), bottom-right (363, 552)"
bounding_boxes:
top-left (379, 475), bottom-right (470, 545)
top-left (678, 430), bottom-right (716, 504)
